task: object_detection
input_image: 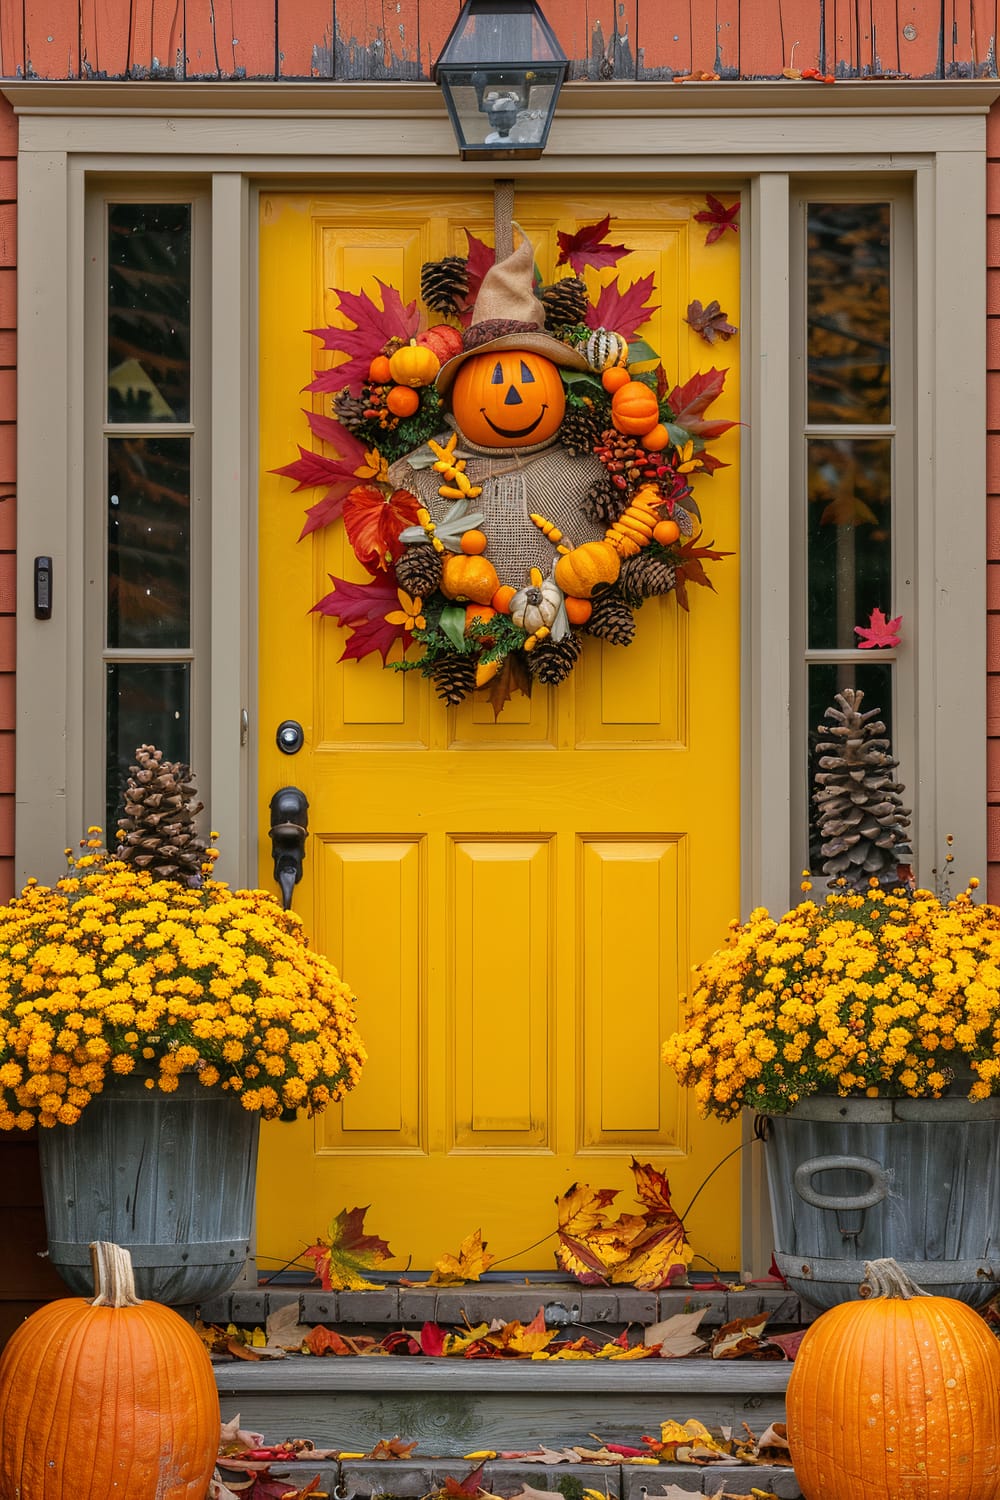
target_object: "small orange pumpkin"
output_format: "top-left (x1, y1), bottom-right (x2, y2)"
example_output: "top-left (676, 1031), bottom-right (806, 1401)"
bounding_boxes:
top-left (440, 552), bottom-right (500, 605)
top-left (388, 339), bottom-right (441, 388)
top-left (611, 380), bottom-right (660, 437)
top-left (0, 1241), bottom-right (219, 1500)
top-left (553, 541), bottom-right (621, 599)
top-left (786, 1257), bottom-right (1000, 1500)
top-left (451, 348), bottom-right (566, 449)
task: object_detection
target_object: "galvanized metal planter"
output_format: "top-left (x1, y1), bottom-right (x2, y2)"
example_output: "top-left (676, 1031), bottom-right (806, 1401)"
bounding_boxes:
top-left (38, 1070), bottom-right (259, 1305)
top-left (761, 1091), bottom-right (1000, 1310)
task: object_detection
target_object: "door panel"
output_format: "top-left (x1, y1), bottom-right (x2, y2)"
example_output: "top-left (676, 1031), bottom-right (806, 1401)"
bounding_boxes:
top-left (257, 189), bottom-right (742, 1275)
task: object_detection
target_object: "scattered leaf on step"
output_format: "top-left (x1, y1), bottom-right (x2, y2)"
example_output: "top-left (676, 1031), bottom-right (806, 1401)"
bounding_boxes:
top-left (643, 1307), bottom-right (710, 1357)
top-left (428, 1228), bottom-right (497, 1285)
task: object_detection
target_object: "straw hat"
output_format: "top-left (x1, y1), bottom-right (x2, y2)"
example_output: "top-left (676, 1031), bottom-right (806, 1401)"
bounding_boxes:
top-left (435, 229), bottom-right (589, 395)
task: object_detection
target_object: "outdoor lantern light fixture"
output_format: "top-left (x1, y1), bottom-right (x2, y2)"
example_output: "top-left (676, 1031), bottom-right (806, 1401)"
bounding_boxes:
top-left (433, 0), bottom-right (569, 160)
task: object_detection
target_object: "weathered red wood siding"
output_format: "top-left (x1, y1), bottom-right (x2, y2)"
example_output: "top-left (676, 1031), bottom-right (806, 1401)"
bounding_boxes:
top-left (987, 105), bottom-right (1000, 903)
top-left (0, 97), bottom-right (13, 907)
top-left (0, 0), bottom-right (996, 78)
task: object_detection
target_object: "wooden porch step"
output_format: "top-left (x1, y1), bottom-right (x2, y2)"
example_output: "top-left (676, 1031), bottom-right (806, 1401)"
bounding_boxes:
top-left (214, 1356), bottom-right (797, 1493)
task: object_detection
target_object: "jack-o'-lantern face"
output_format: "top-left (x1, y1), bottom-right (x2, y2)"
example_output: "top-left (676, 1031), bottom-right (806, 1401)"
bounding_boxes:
top-left (450, 348), bottom-right (567, 448)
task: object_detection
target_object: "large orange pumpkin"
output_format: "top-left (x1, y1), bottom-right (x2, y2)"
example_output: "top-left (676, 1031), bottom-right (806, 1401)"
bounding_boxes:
top-left (0, 1241), bottom-right (220, 1499)
top-left (450, 348), bottom-right (566, 448)
top-left (786, 1257), bottom-right (1000, 1500)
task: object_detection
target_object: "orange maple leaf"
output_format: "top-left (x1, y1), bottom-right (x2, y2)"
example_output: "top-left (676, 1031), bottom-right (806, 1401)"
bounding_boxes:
top-left (369, 1438), bottom-right (420, 1460)
top-left (488, 1307), bottom-right (557, 1357)
top-left (428, 1228), bottom-right (497, 1286)
top-left (304, 1325), bottom-right (356, 1357)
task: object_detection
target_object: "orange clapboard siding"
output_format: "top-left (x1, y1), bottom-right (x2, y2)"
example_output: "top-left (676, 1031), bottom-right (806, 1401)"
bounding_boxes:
top-left (0, 0), bottom-right (996, 77)
top-left (990, 86), bottom-right (1000, 905)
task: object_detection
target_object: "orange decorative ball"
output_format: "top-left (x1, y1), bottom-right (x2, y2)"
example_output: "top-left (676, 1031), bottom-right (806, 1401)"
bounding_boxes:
top-left (464, 603), bottom-right (497, 633)
top-left (611, 380), bottom-right (660, 437)
top-left (386, 385), bottom-right (421, 418)
top-left (0, 1242), bottom-right (219, 1500)
top-left (653, 518), bottom-right (681, 546)
top-left (492, 585), bottom-right (517, 614)
top-left (368, 354), bottom-right (392, 384)
top-left (460, 529), bottom-right (489, 555)
top-left (601, 366), bottom-right (631, 394)
top-left (640, 423), bottom-right (670, 452)
top-left (451, 349), bottom-right (566, 448)
top-left (564, 596), bottom-right (593, 625)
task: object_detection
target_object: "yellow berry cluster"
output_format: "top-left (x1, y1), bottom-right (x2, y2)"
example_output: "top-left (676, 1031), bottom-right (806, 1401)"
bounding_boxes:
top-left (0, 836), bottom-right (366, 1129)
top-left (662, 877), bottom-right (1000, 1120)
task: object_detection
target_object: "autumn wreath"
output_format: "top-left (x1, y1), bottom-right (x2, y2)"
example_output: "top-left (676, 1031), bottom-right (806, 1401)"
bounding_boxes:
top-left (275, 209), bottom-right (737, 712)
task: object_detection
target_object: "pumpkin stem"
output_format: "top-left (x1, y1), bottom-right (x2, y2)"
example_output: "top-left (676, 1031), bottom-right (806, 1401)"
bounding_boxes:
top-left (88, 1240), bottom-right (145, 1308)
top-left (859, 1257), bottom-right (930, 1300)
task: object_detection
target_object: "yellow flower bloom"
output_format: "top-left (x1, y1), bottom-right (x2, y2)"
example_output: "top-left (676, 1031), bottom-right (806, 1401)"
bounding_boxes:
top-left (384, 590), bottom-right (427, 633)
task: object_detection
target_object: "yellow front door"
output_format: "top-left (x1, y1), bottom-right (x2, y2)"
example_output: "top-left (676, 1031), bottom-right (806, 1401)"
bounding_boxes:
top-left (256, 189), bottom-right (742, 1277)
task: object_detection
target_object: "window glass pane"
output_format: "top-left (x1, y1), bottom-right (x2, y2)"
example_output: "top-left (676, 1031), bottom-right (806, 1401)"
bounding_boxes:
top-left (107, 436), bottom-right (191, 649)
top-left (807, 437), bottom-right (892, 650)
top-left (106, 663), bottom-right (190, 837)
top-left (107, 203), bottom-right (191, 424)
top-left (807, 661), bottom-right (895, 876)
top-left (807, 202), bottom-right (890, 425)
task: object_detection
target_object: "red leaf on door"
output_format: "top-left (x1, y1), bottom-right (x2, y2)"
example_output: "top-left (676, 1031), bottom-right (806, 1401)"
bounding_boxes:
top-left (556, 215), bottom-right (629, 273)
top-left (584, 274), bottom-right (659, 341)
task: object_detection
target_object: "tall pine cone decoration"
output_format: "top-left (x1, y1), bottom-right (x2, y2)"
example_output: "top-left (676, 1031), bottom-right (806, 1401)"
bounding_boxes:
top-left (395, 543), bottom-right (442, 598)
top-left (420, 257), bottom-right (469, 318)
top-left (431, 653), bottom-right (476, 705)
top-left (116, 745), bottom-right (207, 886)
top-left (586, 590), bottom-right (637, 645)
top-left (540, 276), bottom-right (588, 329)
top-left (527, 632), bottom-right (583, 685)
top-left (813, 688), bottom-right (913, 890)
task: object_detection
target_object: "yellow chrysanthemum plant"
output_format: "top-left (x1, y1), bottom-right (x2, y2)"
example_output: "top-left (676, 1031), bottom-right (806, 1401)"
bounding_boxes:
top-left (0, 830), bottom-right (366, 1131)
top-left (662, 873), bottom-right (1000, 1121)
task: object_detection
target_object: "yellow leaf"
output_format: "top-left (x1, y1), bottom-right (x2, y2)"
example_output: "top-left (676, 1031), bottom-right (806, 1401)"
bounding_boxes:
top-left (443, 1322), bottom-right (490, 1355)
top-left (428, 1228), bottom-right (497, 1286)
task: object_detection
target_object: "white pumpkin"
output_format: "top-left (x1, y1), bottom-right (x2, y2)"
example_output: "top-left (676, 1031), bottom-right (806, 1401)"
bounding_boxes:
top-left (511, 573), bottom-right (564, 637)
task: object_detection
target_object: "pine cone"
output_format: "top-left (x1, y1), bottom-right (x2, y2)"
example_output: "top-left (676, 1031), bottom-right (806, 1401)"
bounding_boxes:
top-left (421, 257), bottom-right (469, 318)
top-left (395, 544), bottom-right (442, 598)
top-left (116, 745), bottom-right (207, 886)
top-left (559, 402), bottom-right (603, 458)
top-left (586, 590), bottom-right (637, 646)
top-left (580, 476), bottom-right (630, 526)
top-left (540, 276), bottom-right (589, 329)
top-left (527, 631), bottom-right (583, 685)
top-left (813, 688), bottom-right (913, 891)
top-left (431, 652), bottom-right (476, 705)
top-left (332, 388), bottom-right (372, 433)
top-left (619, 553), bottom-right (677, 605)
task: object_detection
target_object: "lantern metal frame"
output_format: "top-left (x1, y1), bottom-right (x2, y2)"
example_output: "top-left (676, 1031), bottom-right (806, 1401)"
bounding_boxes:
top-left (432, 0), bottom-right (569, 161)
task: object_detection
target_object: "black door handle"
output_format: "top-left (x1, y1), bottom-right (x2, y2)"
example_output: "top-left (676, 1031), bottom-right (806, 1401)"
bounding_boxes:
top-left (269, 786), bottom-right (309, 910)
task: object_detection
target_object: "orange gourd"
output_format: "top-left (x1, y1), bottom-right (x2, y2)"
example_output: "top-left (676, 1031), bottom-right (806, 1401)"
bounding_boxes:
top-left (388, 339), bottom-right (441, 388)
top-left (460, 529), bottom-right (488, 555)
top-left (601, 366), bottom-right (631, 394)
top-left (440, 552), bottom-right (500, 605)
top-left (553, 540), bottom-right (621, 598)
top-left (564, 596), bottom-right (593, 625)
top-left (0, 1241), bottom-right (219, 1499)
top-left (492, 585), bottom-right (517, 614)
top-left (653, 517), bottom-right (681, 546)
top-left (450, 348), bottom-right (566, 448)
top-left (368, 354), bottom-right (392, 383)
top-left (611, 380), bottom-right (660, 437)
top-left (786, 1258), bottom-right (1000, 1500)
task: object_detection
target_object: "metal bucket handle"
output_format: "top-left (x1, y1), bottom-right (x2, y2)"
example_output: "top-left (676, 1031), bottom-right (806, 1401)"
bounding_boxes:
top-left (793, 1154), bottom-right (889, 1211)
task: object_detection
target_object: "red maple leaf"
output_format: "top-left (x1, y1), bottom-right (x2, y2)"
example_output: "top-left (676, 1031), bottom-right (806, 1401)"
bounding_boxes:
top-left (272, 416), bottom-right (372, 539)
top-left (454, 230), bottom-right (497, 326)
top-left (420, 1321), bottom-right (448, 1357)
top-left (667, 368), bottom-right (737, 439)
top-left (306, 280), bottom-right (419, 395)
top-left (673, 539), bottom-right (733, 612)
top-left (312, 575), bottom-right (407, 664)
top-left (693, 193), bottom-right (741, 245)
top-left (854, 606), bottom-right (902, 648)
top-left (342, 485), bottom-right (421, 571)
top-left (584, 274), bottom-right (659, 341)
top-left (556, 215), bottom-right (629, 274)
top-left (442, 1465), bottom-right (485, 1497)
